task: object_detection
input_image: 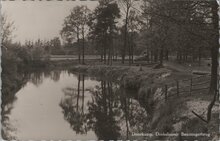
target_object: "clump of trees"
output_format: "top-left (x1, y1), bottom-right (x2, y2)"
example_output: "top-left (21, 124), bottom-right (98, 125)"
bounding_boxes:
top-left (118, 0), bottom-right (139, 64)
top-left (140, 0), bottom-right (218, 93)
top-left (88, 0), bottom-right (121, 65)
top-left (140, 0), bottom-right (215, 65)
top-left (61, 0), bottom-right (142, 65)
top-left (60, 0), bottom-right (218, 94)
top-left (138, 0), bottom-right (219, 123)
top-left (61, 5), bottom-right (91, 64)
top-left (49, 37), bottom-right (63, 55)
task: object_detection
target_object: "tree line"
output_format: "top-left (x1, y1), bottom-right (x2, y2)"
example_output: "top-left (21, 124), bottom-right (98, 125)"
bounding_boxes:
top-left (1, 0), bottom-right (219, 94)
top-left (61, 0), bottom-right (219, 94)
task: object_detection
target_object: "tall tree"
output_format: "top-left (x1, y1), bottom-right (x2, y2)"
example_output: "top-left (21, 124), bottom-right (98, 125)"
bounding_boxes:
top-left (127, 10), bottom-right (142, 64)
top-left (209, 0), bottom-right (219, 94)
top-left (140, 0), bottom-right (214, 66)
top-left (118, 0), bottom-right (137, 64)
top-left (61, 5), bottom-right (91, 64)
top-left (88, 0), bottom-right (121, 65)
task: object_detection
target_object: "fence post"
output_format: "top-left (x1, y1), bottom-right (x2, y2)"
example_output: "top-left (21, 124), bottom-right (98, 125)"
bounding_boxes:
top-left (176, 80), bottom-right (179, 96)
top-left (190, 78), bottom-right (192, 95)
top-left (165, 85), bottom-right (168, 101)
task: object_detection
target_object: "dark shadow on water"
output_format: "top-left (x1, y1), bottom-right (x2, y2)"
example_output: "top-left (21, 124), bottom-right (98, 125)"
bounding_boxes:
top-left (1, 62), bottom-right (30, 140)
top-left (60, 73), bottom-right (150, 140)
top-left (28, 69), bottom-right (62, 86)
top-left (2, 69), bottom-right (62, 140)
top-left (60, 74), bottom-right (87, 134)
top-left (2, 69), bottom-right (151, 140)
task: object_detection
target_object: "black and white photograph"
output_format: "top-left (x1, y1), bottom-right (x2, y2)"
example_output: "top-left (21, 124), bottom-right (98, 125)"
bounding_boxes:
top-left (1, 0), bottom-right (220, 140)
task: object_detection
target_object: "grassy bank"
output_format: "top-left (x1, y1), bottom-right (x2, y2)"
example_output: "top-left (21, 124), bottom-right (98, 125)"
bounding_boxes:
top-left (69, 63), bottom-right (219, 140)
top-left (3, 58), bottom-right (217, 140)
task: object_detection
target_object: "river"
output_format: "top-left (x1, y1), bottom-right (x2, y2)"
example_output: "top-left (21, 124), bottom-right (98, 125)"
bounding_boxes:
top-left (2, 70), bottom-right (149, 140)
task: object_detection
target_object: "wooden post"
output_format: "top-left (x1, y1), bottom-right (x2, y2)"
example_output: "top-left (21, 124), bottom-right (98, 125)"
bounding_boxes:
top-left (176, 80), bottom-right (179, 96)
top-left (190, 78), bottom-right (192, 95)
top-left (165, 85), bottom-right (168, 101)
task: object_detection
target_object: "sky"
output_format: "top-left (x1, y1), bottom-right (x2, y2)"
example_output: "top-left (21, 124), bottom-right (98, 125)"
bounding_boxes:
top-left (1, 0), bottom-right (99, 44)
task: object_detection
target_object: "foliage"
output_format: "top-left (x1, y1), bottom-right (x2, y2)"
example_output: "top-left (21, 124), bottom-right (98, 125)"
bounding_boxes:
top-left (61, 6), bottom-right (91, 43)
top-left (139, 0), bottom-right (215, 64)
top-left (61, 5), bottom-right (91, 63)
top-left (1, 14), bottom-right (15, 46)
top-left (88, 1), bottom-right (121, 64)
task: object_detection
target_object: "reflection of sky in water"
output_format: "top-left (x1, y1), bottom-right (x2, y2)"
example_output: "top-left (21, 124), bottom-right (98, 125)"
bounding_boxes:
top-left (6, 70), bottom-right (148, 140)
top-left (9, 71), bottom-right (99, 140)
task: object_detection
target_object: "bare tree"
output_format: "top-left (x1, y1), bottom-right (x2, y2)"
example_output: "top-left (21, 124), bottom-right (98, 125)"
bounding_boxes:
top-left (1, 13), bottom-right (15, 47)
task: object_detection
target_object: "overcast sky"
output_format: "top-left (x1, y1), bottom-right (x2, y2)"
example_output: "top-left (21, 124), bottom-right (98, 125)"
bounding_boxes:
top-left (1, 0), bottom-right (99, 44)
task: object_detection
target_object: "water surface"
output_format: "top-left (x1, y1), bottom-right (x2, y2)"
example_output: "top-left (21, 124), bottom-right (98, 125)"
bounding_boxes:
top-left (3, 70), bottom-right (149, 140)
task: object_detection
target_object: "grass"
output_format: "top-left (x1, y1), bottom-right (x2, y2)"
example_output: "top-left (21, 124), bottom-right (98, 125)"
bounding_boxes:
top-left (60, 58), bottom-right (217, 140)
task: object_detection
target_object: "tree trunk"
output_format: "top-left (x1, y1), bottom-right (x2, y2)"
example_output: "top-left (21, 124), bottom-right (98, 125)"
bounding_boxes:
top-left (179, 52), bottom-right (182, 63)
top-left (81, 74), bottom-right (85, 114)
top-left (191, 48), bottom-right (195, 62)
top-left (147, 50), bottom-right (150, 62)
top-left (198, 47), bottom-right (201, 66)
top-left (77, 74), bottom-right (81, 112)
top-left (112, 38), bottom-right (115, 62)
top-left (101, 53), bottom-right (103, 62)
top-left (101, 42), bottom-right (104, 62)
top-left (176, 51), bottom-right (179, 61)
top-left (122, 7), bottom-right (129, 64)
top-left (82, 26), bottom-right (85, 65)
top-left (108, 47), bottom-right (110, 65)
top-left (165, 49), bottom-right (169, 61)
top-left (77, 28), bottom-right (81, 64)
top-left (151, 50), bottom-right (153, 62)
top-left (159, 45), bottom-right (164, 65)
top-left (131, 43), bottom-right (134, 64)
top-left (128, 35), bottom-right (131, 66)
top-left (154, 49), bottom-right (158, 62)
top-left (110, 39), bottom-right (113, 65)
top-left (210, 1), bottom-right (219, 94)
top-left (104, 39), bottom-right (107, 64)
top-left (131, 32), bottom-right (134, 64)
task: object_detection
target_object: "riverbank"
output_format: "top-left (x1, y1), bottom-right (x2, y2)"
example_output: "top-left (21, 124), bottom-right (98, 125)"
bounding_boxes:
top-left (69, 63), bottom-right (219, 140)
top-left (3, 58), bottom-right (218, 140)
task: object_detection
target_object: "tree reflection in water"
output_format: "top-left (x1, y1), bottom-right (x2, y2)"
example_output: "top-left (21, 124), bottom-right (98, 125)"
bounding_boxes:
top-left (60, 73), bottom-right (149, 140)
top-left (2, 69), bottom-right (62, 140)
top-left (2, 68), bottom-right (30, 140)
top-left (87, 81), bottom-right (121, 140)
top-left (60, 74), bottom-right (87, 134)
top-left (29, 70), bottom-right (62, 86)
